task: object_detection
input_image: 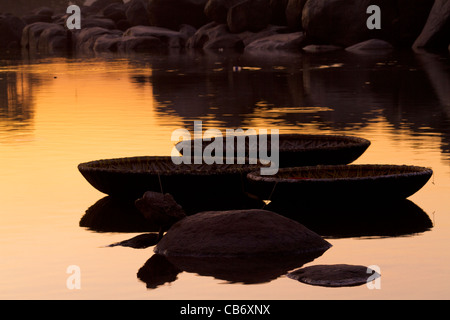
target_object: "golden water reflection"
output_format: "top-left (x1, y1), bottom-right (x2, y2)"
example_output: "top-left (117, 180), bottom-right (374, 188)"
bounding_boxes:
top-left (0, 50), bottom-right (449, 299)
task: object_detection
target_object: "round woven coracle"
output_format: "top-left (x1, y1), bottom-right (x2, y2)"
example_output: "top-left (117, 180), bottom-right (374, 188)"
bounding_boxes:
top-left (175, 134), bottom-right (371, 168)
top-left (246, 164), bottom-right (433, 205)
top-left (78, 156), bottom-right (264, 209)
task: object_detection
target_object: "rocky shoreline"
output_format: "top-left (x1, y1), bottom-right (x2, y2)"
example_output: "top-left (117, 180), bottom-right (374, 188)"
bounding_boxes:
top-left (1, 0), bottom-right (449, 55)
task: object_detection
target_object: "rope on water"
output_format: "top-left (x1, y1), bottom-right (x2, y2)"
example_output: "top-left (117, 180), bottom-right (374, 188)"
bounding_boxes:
top-left (262, 181), bottom-right (278, 209)
top-left (158, 173), bottom-right (164, 194)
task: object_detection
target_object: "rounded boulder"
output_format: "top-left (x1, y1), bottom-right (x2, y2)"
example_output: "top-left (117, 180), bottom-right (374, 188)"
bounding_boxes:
top-left (154, 209), bottom-right (332, 257)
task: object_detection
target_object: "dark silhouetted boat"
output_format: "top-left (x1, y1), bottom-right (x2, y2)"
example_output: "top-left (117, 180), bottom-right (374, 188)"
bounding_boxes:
top-left (246, 164), bottom-right (433, 205)
top-left (78, 156), bottom-right (264, 212)
top-left (175, 133), bottom-right (371, 168)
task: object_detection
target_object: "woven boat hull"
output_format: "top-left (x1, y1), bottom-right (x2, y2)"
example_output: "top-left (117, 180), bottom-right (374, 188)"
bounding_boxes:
top-left (175, 134), bottom-right (371, 168)
top-left (246, 164), bottom-right (433, 205)
top-left (78, 156), bottom-right (264, 212)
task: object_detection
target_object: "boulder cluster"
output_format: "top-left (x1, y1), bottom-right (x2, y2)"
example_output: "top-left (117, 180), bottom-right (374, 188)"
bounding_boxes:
top-left (1, 0), bottom-right (449, 54)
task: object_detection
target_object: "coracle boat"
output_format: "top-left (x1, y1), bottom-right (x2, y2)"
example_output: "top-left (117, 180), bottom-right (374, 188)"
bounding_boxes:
top-left (78, 156), bottom-right (264, 212)
top-left (246, 164), bottom-right (433, 205)
top-left (175, 134), bottom-right (371, 168)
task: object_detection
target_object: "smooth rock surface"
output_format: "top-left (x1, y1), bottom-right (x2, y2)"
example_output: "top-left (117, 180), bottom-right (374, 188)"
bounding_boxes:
top-left (154, 209), bottom-right (332, 257)
top-left (245, 32), bottom-right (304, 51)
top-left (285, 0), bottom-right (307, 30)
top-left (123, 25), bottom-right (187, 47)
top-left (413, 0), bottom-right (450, 48)
top-left (345, 39), bottom-right (394, 54)
top-left (227, 0), bottom-right (272, 33)
top-left (288, 264), bottom-right (381, 287)
top-left (187, 22), bottom-right (244, 49)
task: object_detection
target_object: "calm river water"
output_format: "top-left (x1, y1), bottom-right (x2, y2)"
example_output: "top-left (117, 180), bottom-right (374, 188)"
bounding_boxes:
top-left (1, 48), bottom-right (449, 299)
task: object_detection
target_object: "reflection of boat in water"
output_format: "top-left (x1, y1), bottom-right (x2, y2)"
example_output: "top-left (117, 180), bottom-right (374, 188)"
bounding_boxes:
top-left (175, 134), bottom-right (371, 168)
top-left (137, 251), bottom-right (326, 288)
top-left (266, 199), bottom-right (433, 239)
top-left (78, 156), bottom-right (263, 213)
top-left (247, 164), bottom-right (433, 206)
top-left (79, 196), bottom-right (160, 233)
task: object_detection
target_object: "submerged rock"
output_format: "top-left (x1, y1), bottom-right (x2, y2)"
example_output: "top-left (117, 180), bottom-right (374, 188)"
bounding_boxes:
top-left (345, 39), bottom-right (394, 54)
top-left (108, 233), bottom-right (161, 249)
top-left (288, 264), bottom-right (381, 287)
top-left (154, 209), bottom-right (332, 257)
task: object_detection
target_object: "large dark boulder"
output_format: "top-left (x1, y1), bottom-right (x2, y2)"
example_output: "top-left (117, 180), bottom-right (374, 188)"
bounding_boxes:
top-left (123, 26), bottom-right (188, 48)
top-left (302, 0), bottom-right (397, 47)
top-left (102, 3), bottom-right (127, 23)
top-left (38, 23), bottom-right (70, 54)
top-left (285, 0), bottom-right (307, 30)
top-left (204, 0), bottom-right (243, 24)
top-left (75, 27), bottom-right (122, 52)
top-left (125, 0), bottom-right (150, 26)
top-left (155, 209), bottom-right (332, 257)
top-left (118, 35), bottom-right (164, 52)
top-left (413, 0), bottom-right (450, 48)
top-left (93, 33), bottom-right (123, 53)
top-left (21, 22), bottom-right (53, 51)
top-left (0, 14), bottom-right (25, 50)
top-left (147, 0), bottom-right (209, 30)
top-left (186, 21), bottom-right (244, 49)
top-left (227, 0), bottom-right (272, 33)
top-left (301, 0), bottom-right (434, 47)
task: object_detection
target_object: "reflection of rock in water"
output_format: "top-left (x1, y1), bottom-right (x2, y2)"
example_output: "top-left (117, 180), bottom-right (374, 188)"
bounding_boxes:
top-left (79, 196), bottom-right (160, 233)
top-left (137, 208), bottom-right (331, 287)
top-left (266, 199), bottom-right (433, 239)
top-left (0, 71), bottom-right (36, 141)
top-left (137, 254), bottom-right (182, 289)
top-left (138, 252), bottom-right (325, 287)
